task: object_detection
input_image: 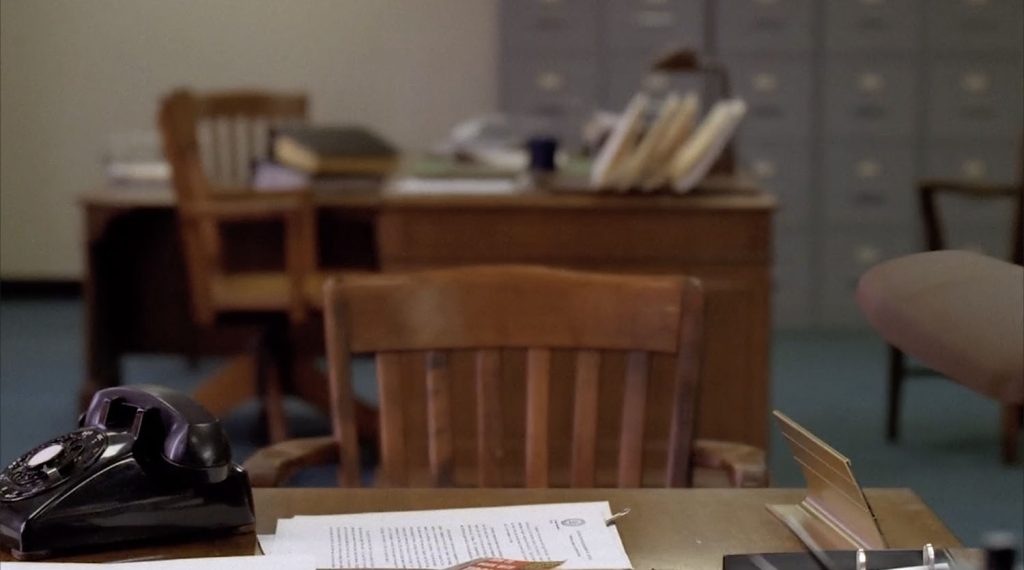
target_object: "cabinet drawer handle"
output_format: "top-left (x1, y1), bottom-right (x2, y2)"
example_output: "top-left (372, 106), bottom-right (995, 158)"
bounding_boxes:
top-left (856, 159), bottom-right (882, 179)
top-left (858, 72), bottom-right (886, 93)
top-left (961, 159), bottom-right (987, 179)
top-left (536, 72), bottom-right (565, 92)
top-left (752, 159), bottom-right (778, 179)
top-left (960, 72), bottom-right (991, 94)
top-left (855, 246), bottom-right (882, 265)
top-left (753, 72), bottom-right (779, 93)
top-left (643, 73), bottom-right (670, 91)
top-left (635, 10), bottom-right (675, 28)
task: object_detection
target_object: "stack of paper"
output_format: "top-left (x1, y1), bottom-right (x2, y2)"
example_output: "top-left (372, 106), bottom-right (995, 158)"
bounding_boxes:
top-left (590, 91), bottom-right (747, 194)
top-left (262, 502), bottom-right (633, 570)
top-left (1, 554), bottom-right (316, 569)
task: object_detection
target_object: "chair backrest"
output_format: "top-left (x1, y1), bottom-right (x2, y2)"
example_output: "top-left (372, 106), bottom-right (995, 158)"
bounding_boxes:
top-left (323, 265), bottom-right (705, 488)
top-left (919, 135), bottom-right (1024, 265)
top-left (158, 89), bottom-right (308, 324)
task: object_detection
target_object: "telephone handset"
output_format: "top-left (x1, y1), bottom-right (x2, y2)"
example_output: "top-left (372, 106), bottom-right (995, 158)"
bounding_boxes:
top-left (0, 385), bottom-right (254, 560)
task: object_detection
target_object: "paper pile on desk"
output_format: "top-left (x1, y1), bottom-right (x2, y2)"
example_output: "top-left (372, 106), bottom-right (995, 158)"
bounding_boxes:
top-left (263, 501), bottom-right (633, 569)
top-left (0, 554), bottom-right (316, 569)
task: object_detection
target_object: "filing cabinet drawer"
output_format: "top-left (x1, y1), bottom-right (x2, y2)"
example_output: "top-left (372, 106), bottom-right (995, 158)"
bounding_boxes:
top-left (605, 0), bottom-right (704, 53)
top-left (824, 0), bottom-right (922, 53)
top-left (724, 56), bottom-right (814, 140)
top-left (773, 230), bottom-right (813, 328)
top-left (500, 0), bottom-right (600, 54)
top-left (737, 140), bottom-right (812, 227)
top-left (501, 56), bottom-right (600, 142)
top-left (716, 0), bottom-right (814, 54)
top-left (925, 60), bottom-right (1024, 139)
top-left (823, 58), bottom-right (918, 138)
top-left (820, 229), bottom-right (914, 327)
top-left (823, 142), bottom-right (916, 225)
top-left (926, 0), bottom-right (1024, 53)
top-left (605, 54), bottom-right (705, 109)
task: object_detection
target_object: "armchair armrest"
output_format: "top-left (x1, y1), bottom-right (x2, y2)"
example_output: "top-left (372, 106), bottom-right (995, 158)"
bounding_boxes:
top-left (692, 438), bottom-right (768, 488)
top-left (243, 436), bottom-right (339, 487)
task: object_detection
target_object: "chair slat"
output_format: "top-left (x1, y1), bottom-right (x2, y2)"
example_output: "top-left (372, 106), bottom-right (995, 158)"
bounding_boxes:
top-left (476, 349), bottom-right (503, 487)
top-left (618, 351), bottom-right (650, 487)
top-left (525, 348), bottom-right (551, 488)
top-left (324, 295), bottom-right (362, 487)
top-left (377, 352), bottom-right (408, 486)
top-left (227, 117), bottom-right (239, 185)
top-left (209, 118), bottom-right (223, 183)
top-left (571, 349), bottom-right (601, 487)
top-left (426, 350), bottom-right (455, 486)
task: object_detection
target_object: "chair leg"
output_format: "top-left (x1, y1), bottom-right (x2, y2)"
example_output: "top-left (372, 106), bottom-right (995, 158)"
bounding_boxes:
top-left (258, 324), bottom-right (290, 444)
top-left (1001, 404), bottom-right (1023, 464)
top-left (887, 345), bottom-right (906, 441)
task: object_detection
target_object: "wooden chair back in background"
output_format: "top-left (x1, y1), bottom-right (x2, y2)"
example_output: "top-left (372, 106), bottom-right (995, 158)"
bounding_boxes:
top-left (323, 265), bottom-right (765, 489)
top-left (159, 89), bottom-right (317, 326)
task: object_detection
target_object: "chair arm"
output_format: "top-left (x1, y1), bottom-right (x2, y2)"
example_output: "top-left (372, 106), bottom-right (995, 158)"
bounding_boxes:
top-left (692, 438), bottom-right (768, 488)
top-left (918, 179), bottom-right (1018, 198)
top-left (243, 436), bottom-right (339, 487)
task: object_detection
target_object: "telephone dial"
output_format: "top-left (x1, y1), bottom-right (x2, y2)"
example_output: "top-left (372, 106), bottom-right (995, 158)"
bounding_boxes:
top-left (0, 385), bottom-right (254, 560)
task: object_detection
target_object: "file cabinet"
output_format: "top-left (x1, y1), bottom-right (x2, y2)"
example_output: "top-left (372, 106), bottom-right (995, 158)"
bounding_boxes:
top-left (499, 0), bottom-right (1022, 328)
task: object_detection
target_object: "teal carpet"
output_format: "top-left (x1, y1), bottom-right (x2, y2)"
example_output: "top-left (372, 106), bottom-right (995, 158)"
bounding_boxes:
top-left (1, 299), bottom-right (1021, 547)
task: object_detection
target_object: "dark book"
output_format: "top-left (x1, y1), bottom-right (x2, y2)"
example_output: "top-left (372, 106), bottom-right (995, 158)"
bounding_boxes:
top-left (272, 125), bottom-right (399, 176)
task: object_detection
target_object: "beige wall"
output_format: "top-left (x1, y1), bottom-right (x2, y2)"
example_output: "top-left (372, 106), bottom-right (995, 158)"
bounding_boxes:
top-left (0, 0), bottom-right (498, 279)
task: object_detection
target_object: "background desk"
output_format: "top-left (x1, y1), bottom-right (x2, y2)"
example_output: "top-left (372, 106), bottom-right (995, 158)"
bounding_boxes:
top-left (80, 183), bottom-right (775, 447)
top-left (0, 488), bottom-right (959, 566)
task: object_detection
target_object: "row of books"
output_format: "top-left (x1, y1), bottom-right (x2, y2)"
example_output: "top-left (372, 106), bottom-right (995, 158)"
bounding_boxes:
top-left (590, 92), bottom-right (747, 193)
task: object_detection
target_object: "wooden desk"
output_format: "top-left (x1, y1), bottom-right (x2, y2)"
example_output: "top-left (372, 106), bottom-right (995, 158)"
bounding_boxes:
top-left (0, 488), bottom-right (959, 567)
top-left (80, 181), bottom-right (775, 447)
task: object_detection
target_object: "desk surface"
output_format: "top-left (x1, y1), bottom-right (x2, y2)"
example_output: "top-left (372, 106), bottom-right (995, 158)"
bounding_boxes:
top-left (79, 176), bottom-right (776, 212)
top-left (0, 488), bottom-right (958, 567)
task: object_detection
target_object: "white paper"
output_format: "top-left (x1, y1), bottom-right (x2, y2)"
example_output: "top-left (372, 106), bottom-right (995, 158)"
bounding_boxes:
top-left (0, 554), bottom-right (315, 569)
top-left (388, 177), bottom-right (523, 196)
top-left (270, 501), bottom-right (632, 570)
top-left (257, 533), bottom-right (276, 554)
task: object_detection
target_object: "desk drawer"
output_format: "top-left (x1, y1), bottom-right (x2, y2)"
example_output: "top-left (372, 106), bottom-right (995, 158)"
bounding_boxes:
top-left (823, 58), bottom-right (918, 138)
top-left (716, 0), bottom-right (815, 54)
top-left (820, 229), bottom-right (915, 327)
top-left (925, 60), bottom-right (1023, 139)
top-left (824, 0), bottom-right (922, 53)
top-left (605, 0), bottom-right (704, 53)
top-left (926, 0), bottom-right (1024, 54)
top-left (823, 142), bottom-right (916, 225)
top-left (605, 54), bottom-right (706, 109)
top-left (500, 0), bottom-right (599, 53)
top-left (737, 140), bottom-right (812, 227)
top-left (377, 208), bottom-right (771, 267)
top-left (725, 56), bottom-right (814, 140)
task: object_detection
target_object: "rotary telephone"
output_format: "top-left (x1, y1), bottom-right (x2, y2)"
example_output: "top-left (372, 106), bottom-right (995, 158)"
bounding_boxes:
top-left (0, 385), bottom-right (254, 560)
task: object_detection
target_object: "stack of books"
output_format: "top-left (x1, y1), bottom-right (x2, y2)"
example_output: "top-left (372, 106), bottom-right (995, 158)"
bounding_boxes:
top-left (254, 125), bottom-right (399, 191)
top-left (590, 92), bottom-right (746, 193)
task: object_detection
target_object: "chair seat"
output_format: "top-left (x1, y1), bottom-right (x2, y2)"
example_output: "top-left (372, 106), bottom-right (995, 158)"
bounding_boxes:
top-left (211, 271), bottom-right (327, 312)
top-left (857, 250), bottom-right (1024, 404)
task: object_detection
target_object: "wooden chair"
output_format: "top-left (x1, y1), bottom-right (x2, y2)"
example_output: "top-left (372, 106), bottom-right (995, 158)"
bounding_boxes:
top-left (883, 145), bottom-right (1023, 461)
top-left (159, 89), bottom-right (321, 441)
top-left (244, 265), bottom-right (767, 488)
